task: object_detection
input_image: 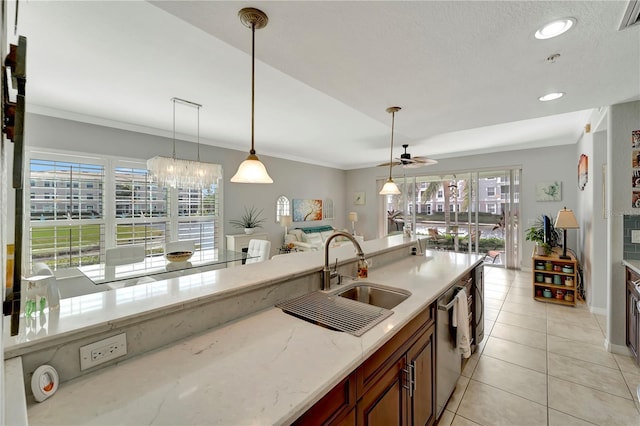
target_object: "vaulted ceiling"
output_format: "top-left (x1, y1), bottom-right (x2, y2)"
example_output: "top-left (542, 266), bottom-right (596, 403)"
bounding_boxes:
top-left (13, 1), bottom-right (640, 169)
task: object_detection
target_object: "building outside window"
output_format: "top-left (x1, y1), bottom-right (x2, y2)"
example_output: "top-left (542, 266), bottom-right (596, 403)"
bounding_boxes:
top-left (26, 151), bottom-right (222, 270)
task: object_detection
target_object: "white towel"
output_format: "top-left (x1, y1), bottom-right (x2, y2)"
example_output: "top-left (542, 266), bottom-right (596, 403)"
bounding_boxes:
top-left (452, 288), bottom-right (471, 359)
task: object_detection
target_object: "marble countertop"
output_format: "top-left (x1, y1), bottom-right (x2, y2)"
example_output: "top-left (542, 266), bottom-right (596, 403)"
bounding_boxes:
top-left (5, 236), bottom-right (413, 356)
top-left (623, 259), bottom-right (640, 276)
top-left (26, 249), bottom-right (482, 425)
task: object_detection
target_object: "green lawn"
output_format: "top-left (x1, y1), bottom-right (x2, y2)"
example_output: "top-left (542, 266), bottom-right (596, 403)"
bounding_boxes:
top-left (31, 224), bottom-right (165, 267)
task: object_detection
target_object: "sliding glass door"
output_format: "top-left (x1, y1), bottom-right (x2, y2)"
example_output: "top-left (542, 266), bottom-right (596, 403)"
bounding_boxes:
top-left (380, 168), bottom-right (520, 268)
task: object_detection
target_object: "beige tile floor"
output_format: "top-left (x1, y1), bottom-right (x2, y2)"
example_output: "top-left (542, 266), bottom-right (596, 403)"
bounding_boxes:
top-left (438, 267), bottom-right (640, 426)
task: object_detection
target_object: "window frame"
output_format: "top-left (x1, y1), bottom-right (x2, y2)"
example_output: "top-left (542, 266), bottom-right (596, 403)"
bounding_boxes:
top-left (24, 148), bottom-right (224, 271)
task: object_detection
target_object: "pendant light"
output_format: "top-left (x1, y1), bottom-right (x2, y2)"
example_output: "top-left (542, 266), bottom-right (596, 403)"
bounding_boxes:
top-left (379, 106), bottom-right (402, 195)
top-left (147, 98), bottom-right (221, 189)
top-left (231, 7), bottom-right (273, 184)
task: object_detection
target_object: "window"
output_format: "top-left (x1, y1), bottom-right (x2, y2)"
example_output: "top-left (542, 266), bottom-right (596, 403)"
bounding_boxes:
top-left (26, 151), bottom-right (222, 270)
top-left (175, 185), bottom-right (219, 258)
top-left (437, 189), bottom-right (443, 198)
top-left (437, 204), bottom-right (443, 212)
top-left (28, 156), bottom-right (106, 268)
top-left (487, 187), bottom-right (496, 197)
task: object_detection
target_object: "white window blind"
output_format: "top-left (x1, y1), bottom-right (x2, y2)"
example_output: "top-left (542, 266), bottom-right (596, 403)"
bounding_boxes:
top-left (26, 150), bottom-right (223, 271)
top-left (28, 157), bottom-right (106, 269)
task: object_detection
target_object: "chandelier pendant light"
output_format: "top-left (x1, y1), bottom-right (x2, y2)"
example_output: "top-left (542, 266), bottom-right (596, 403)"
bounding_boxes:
top-left (379, 106), bottom-right (402, 195)
top-left (147, 98), bottom-right (221, 189)
top-left (231, 7), bottom-right (273, 184)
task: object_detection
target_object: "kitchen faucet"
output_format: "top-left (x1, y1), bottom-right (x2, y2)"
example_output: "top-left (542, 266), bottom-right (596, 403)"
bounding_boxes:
top-left (323, 231), bottom-right (366, 291)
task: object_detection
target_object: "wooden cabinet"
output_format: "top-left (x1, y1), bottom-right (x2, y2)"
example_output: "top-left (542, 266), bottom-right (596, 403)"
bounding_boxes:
top-left (532, 249), bottom-right (577, 306)
top-left (293, 372), bottom-right (356, 426)
top-left (356, 357), bottom-right (407, 426)
top-left (295, 304), bottom-right (436, 426)
top-left (356, 324), bottom-right (435, 426)
top-left (626, 267), bottom-right (640, 366)
top-left (404, 325), bottom-right (435, 426)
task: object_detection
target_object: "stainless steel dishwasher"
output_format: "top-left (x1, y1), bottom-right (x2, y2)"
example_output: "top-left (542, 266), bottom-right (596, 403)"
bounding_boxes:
top-left (436, 285), bottom-right (462, 419)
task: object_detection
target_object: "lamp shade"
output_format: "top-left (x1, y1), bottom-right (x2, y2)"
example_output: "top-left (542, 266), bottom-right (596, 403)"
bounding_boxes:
top-left (380, 178), bottom-right (401, 195)
top-left (279, 215), bottom-right (292, 227)
top-left (348, 212), bottom-right (358, 223)
top-left (230, 154), bottom-right (273, 183)
top-left (554, 207), bottom-right (579, 229)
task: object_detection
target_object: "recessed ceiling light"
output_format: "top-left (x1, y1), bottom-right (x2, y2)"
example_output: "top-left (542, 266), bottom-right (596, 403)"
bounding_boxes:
top-left (538, 92), bottom-right (565, 102)
top-left (535, 18), bottom-right (576, 39)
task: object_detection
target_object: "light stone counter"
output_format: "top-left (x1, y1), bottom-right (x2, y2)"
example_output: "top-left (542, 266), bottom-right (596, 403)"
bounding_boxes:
top-left (4, 236), bottom-right (415, 358)
top-left (623, 259), bottom-right (640, 276)
top-left (25, 249), bottom-right (483, 425)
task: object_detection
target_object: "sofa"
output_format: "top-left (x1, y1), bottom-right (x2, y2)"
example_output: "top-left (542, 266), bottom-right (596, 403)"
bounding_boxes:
top-left (285, 225), bottom-right (361, 252)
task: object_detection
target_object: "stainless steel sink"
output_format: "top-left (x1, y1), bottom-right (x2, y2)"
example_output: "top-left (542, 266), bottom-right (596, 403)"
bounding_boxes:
top-left (275, 283), bottom-right (410, 336)
top-left (333, 282), bottom-right (411, 310)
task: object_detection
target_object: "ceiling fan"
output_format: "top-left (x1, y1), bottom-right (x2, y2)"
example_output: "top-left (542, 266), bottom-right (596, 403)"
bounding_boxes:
top-left (378, 144), bottom-right (438, 169)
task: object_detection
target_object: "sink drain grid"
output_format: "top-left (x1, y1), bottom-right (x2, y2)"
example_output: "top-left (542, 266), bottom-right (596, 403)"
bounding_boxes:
top-left (276, 291), bottom-right (393, 337)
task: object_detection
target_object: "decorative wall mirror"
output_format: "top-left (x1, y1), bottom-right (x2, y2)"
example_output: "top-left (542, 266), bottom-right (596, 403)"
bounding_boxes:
top-left (323, 198), bottom-right (334, 220)
top-left (276, 195), bottom-right (290, 223)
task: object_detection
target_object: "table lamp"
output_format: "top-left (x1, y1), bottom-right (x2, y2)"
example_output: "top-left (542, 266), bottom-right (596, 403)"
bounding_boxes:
top-left (279, 215), bottom-right (292, 242)
top-left (349, 212), bottom-right (358, 235)
top-left (554, 207), bottom-right (579, 259)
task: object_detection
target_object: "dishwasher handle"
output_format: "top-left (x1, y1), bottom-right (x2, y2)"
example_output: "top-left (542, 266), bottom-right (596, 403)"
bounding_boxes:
top-left (437, 286), bottom-right (466, 311)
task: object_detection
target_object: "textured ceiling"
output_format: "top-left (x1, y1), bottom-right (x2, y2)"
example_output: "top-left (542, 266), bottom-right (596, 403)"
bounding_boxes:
top-left (12, 1), bottom-right (640, 169)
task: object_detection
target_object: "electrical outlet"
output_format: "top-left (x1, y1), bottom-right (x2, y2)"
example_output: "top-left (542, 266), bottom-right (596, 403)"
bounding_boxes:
top-left (633, 230), bottom-right (640, 244)
top-left (80, 333), bottom-right (127, 371)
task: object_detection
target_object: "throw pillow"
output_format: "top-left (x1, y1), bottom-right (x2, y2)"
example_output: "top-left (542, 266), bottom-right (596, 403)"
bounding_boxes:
top-left (306, 233), bottom-right (323, 247)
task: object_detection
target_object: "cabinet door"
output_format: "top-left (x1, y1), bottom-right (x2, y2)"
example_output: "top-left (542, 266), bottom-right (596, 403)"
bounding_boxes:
top-left (356, 358), bottom-right (407, 426)
top-left (406, 324), bottom-right (436, 426)
top-left (294, 373), bottom-right (356, 426)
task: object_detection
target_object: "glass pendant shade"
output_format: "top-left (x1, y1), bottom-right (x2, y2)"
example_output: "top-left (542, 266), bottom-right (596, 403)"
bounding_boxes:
top-left (232, 8), bottom-right (273, 184)
top-left (230, 154), bottom-right (273, 183)
top-left (147, 156), bottom-right (221, 189)
top-left (379, 106), bottom-right (402, 196)
top-left (147, 97), bottom-right (219, 189)
top-left (380, 178), bottom-right (401, 195)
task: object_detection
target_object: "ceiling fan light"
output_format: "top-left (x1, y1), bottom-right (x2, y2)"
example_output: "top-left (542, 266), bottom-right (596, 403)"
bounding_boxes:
top-left (230, 153), bottom-right (273, 183)
top-left (380, 178), bottom-right (401, 195)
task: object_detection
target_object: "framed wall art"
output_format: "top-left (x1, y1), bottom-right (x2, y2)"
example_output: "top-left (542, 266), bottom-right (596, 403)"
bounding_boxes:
top-left (535, 181), bottom-right (561, 201)
top-left (353, 191), bottom-right (365, 205)
top-left (578, 154), bottom-right (588, 190)
top-left (292, 199), bottom-right (323, 222)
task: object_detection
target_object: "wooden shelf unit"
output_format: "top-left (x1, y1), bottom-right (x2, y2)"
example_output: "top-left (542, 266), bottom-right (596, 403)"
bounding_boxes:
top-left (532, 249), bottom-right (577, 307)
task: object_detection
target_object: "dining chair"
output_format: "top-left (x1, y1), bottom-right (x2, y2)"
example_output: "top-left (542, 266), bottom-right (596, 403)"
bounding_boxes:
top-left (105, 245), bottom-right (146, 266)
top-left (246, 239), bottom-right (271, 264)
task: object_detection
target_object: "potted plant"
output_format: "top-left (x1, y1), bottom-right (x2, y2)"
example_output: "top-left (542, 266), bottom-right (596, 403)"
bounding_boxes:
top-left (525, 216), bottom-right (559, 256)
top-left (230, 206), bottom-right (266, 234)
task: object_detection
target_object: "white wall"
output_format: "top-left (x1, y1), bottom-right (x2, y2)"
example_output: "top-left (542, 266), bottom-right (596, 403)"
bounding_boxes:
top-left (23, 113), bottom-right (348, 256)
top-left (577, 107), bottom-right (609, 314)
top-left (346, 144), bottom-right (580, 269)
top-left (608, 100), bottom-right (640, 350)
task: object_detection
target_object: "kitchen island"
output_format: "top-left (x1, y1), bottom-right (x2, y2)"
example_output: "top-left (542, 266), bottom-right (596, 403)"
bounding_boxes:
top-left (7, 236), bottom-right (482, 425)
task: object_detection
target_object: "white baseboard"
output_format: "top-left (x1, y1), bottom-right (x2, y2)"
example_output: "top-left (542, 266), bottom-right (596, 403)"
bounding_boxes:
top-left (589, 306), bottom-right (607, 316)
top-left (604, 339), bottom-right (632, 356)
